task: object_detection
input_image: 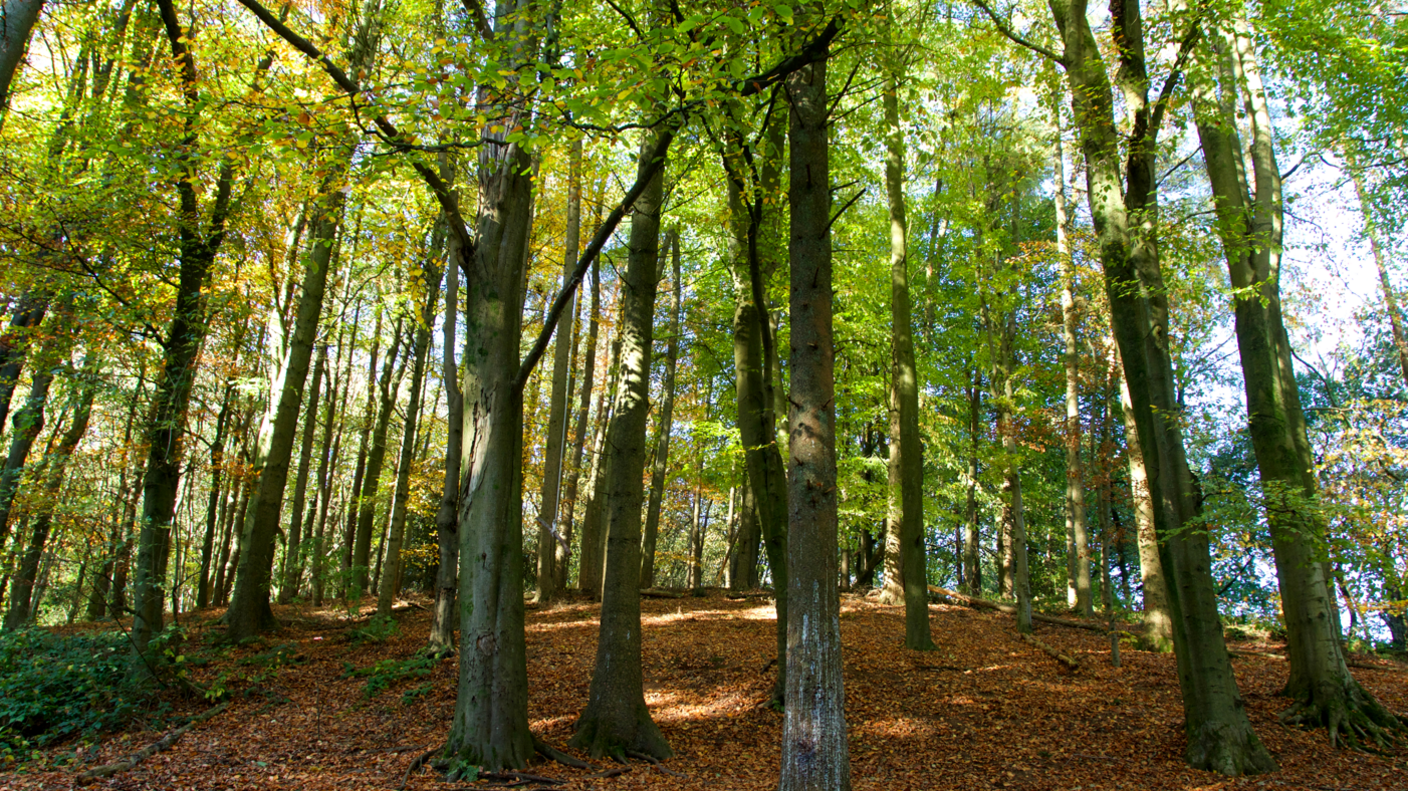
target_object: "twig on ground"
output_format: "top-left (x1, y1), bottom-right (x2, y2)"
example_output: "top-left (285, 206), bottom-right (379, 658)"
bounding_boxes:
top-left (584, 766), bottom-right (631, 779)
top-left (76, 701), bottom-right (231, 784)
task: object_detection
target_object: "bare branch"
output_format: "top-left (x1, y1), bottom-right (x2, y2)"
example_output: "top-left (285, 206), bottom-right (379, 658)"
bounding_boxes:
top-left (972, 0), bottom-right (1066, 66)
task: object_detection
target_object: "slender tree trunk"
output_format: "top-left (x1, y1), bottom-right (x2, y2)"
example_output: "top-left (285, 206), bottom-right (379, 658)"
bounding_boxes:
top-left (1118, 364), bottom-right (1172, 650)
top-left (277, 341), bottom-right (326, 604)
top-left (310, 320), bottom-right (346, 608)
top-left (577, 333), bottom-right (619, 597)
top-left (0, 292), bottom-right (48, 434)
top-left (352, 321), bottom-right (405, 599)
top-left (536, 140), bottom-right (582, 603)
top-left (572, 127), bottom-right (672, 760)
top-left (882, 69), bottom-right (935, 649)
top-left (641, 228), bottom-right (681, 589)
top-left (378, 261), bottom-right (440, 617)
top-left (0, 342), bottom-right (55, 547)
top-left (963, 370), bottom-right (982, 596)
top-left (1055, 130), bottom-right (1093, 617)
top-left (556, 259), bottom-right (599, 592)
top-left (342, 307), bottom-right (381, 598)
top-left (196, 381), bottom-right (233, 608)
top-left (429, 224), bottom-right (465, 651)
top-left (226, 187), bottom-right (343, 640)
top-left (3, 361), bottom-right (94, 630)
top-left (780, 23), bottom-right (849, 790)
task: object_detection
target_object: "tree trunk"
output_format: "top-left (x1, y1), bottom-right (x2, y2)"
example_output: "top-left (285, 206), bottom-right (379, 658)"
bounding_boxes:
top-left (572, 128), bottom-right (672, 760)
top-left (196, 381), bottom-right (234, 608)
top-left (278, 339), bottom-right (328, 604)
top-left (444, 44), bottom-right (536, 766)
top-left (0, 340), bottom-right (55, 548)
top-left (1118, 365), bottom-right (1172, 651)
top-left (536, 140), bottom-right (582, 603)
top-left (311, 323), bottom-right (347, 608)
top-left (640, 228), bottom-right (681, 589)
top-left (963, 370), bottom-right (982, 596)
top-left (3, 360), bottom-right (94, 630)
top-left (342, 306), bottom-right (382, 598)
top-left (226, 187), bottom-right (343, 640)
top-left (1195, 18), bottom-right (1400, 745)
top-left (577, 333), bottom-right (619, 597)
top-left (556, 257), bottom-right (600, 592)
top-left (351, 320), bottom-right (405, 598)
top-left (1055, 130), bottom-right (1093, 617)
top-left (883, 69), bottom-right (935, 650)
top-left (0, 291), bottom-right (48, 433)
top-left (377, 259), bottom-right (440, 617)
top-left (429, 223), bottom-right (465, 651)
top-left (779, 24), bottom-right (849, 791)
top-left (0, 0), bottom-right (44, 115)
top-left (1047, 0), bottom-right (1275, 771)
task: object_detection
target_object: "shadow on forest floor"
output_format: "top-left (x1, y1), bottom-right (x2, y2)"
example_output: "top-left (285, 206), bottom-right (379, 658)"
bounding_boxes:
top-left (5, 590), bottom-right (1407, 790)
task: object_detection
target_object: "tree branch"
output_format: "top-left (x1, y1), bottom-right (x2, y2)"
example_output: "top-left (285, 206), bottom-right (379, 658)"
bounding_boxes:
top-left (972, 0), bottom-right (1066, 66)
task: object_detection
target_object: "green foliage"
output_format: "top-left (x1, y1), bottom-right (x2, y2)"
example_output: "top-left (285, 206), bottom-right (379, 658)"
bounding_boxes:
top-left (0, 629), bottom-right (143, 751)
top-left (342, 654), bottom-right (439, 700)
top-left (346, 614), bottom-right (400, 645)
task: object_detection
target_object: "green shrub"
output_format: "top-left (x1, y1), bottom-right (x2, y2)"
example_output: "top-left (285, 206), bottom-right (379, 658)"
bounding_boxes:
top-left (343, 654), bottom-right (438, 699)
top-left (0, 628), bottom-right (142, 750)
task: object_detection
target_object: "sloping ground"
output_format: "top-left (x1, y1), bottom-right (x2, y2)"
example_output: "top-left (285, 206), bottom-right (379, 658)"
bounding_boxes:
top-left (4, 591), bottom-right (1406, 790)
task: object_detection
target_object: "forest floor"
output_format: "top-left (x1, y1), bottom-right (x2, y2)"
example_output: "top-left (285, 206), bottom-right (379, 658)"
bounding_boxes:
top-left (3, 590), bottom-right (1407, 790)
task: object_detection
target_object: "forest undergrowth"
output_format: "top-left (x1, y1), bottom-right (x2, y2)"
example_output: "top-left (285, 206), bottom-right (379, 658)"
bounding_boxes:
top-left (3, 592), bottom-right (1406, 791)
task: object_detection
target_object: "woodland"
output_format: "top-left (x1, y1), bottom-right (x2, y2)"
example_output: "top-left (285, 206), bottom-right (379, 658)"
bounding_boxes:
top-left (0, 0), bottom-right (1405, 786)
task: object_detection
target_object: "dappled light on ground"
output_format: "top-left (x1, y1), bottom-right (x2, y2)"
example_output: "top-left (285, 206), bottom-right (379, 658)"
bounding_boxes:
top-left (5, 591), bottom-right (1405, 790)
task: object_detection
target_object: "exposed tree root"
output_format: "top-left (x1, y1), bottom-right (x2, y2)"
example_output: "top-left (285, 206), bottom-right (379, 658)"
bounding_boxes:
top-left (532, 737), bottom-right (595, 769)
top-left (399, 742), bottom-right (444, 790)
top-left (76, 701), bottom-right (231, 784)
top-left (626, 748), bottom-right (686, 777)
top-left (1280, 678), bottom-right (1403, 750)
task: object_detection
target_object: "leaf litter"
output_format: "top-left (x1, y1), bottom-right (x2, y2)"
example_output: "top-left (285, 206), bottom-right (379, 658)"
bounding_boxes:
top-left (4, 591), bottom-right (1406, 790)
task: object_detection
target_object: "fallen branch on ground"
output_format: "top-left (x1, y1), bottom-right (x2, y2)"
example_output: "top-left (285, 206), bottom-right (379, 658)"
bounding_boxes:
top-left (1019, 631), bottom-right (1081, 671)
top-left (398, 742), bottom-right (442, 789)
top-left (640, 587), bottom-right (686, 599)
top-left (77, 701), bottom-right (231, 784)
top-left (724, 590), bottom-right (776, 600)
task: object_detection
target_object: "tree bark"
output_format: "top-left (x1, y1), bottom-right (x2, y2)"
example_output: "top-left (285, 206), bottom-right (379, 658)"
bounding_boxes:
top-left (572, 128), bottom-right (672, 760)
top-left (351, 320), bottom-right (404, 598)
top-left (0, 0), bottom-right (44, 114)
top-left (641, 228), bottom-right (680, 589)
top-left (1118, 362), bottom-right (1172, 650)
top-left (963, 369), bottom-right (982, 596)
top-left (429, 223), bottom-right (465, 651)
top-left (1055, 130), bottom-right (1093, 617)
top-left (3, 359), bottom-right (94, 630)
top-left (0, 337), bottom-right (55, 548)
top-left (883, 69), bottom-right (935, 650)
top-left (196, 380), bottom-right (234, 608)
top-left (377, 258), bottom-right (441, 617)
top-left (0, 291), bottom-right (48, 434)
top-left (226, 186), bottom-right (343, 640)
top-left (556, 258), bottom-right (600, 592)
top-left (577, 332), bottom-right (619, 597)
top-left (1195, 18), bottom-right (1400, 745)
top-left (1045, 0), bottom-right (1276, 771)
top-left (536, 140), bottom-right (582, 603)
top-left (278, 339), bottom-right (327, 604)
top-left (780, 21), bottom-right (850, 791)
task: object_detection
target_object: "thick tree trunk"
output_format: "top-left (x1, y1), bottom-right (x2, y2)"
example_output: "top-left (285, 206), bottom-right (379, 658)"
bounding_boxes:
top-left (445, 51), bottom-right (536, 767)
top-left (226, 188), bottom-right (343, 640)
top-left (883, 72), bottom-right (935, 650)
top-left (536, 141), bottom-right (582, 603)
top-left (779, 26), bottom-right (849, 791)
top-left (572, 128), bottom-right (672, 760)
top-left (1046, 0), bottom-right (1276, 771)
top-left (640, 228), bottom-right (681, 589)
top-left (0, 0), bottom-right (44, 114)
top-left (3, 362), bottom-right (94, 630)
top-left (1196, 19), bottom-right (1400, 746)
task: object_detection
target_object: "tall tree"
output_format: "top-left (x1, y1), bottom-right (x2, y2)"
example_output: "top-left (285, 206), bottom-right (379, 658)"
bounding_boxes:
top-left (1193, 16), bottom-right (1400, 745)
top-left (640, 227), bottom-right (681, 588)
top-left (779, 11), bottom-right (849, 791)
